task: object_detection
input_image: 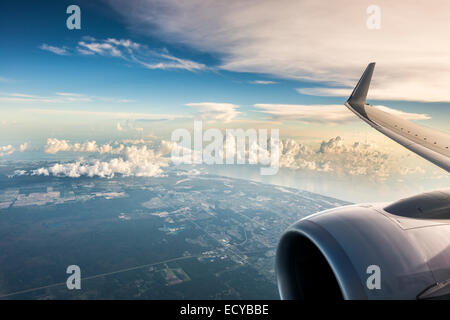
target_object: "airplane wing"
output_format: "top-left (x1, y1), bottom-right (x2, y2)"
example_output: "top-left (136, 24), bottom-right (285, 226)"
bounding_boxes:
top-left (345, 63), bottom-right (450, 172)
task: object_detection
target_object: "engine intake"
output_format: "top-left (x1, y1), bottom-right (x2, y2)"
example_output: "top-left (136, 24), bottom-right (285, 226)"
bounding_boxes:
top-left (276, 203), bottom-right (450, 300)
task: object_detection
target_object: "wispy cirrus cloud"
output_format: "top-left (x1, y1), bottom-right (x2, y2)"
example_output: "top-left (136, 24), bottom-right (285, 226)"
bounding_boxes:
top-left (250, 80), bottom-right (277, 85)
top-left (186, 102), bottom-right (240, 123)
top-left (106, 0), bottom-right (450, 102)
top-left (41, 36), bottom-right (206, 71)
top-left (26, 108), bottom-right (184, 121)
top-left (78, 39), bottom-right (124, 57)
top-left (254, 104), bottom-right (354, 123)
top-left (254, 104), bottom-right (430, 123)
top-left (0, 92), bottom-right (135, 105)
top-left (39, 44), bottom-right (69, 55)
top-left (297, 86), bottom-right (450, 104)
top-left (0, 92), bottom-right (91, 104)
top-left (76, 36), bottom-right (206, 71)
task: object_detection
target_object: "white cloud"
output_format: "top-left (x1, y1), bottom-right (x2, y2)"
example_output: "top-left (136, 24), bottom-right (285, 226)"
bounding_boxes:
top-left (373, 105), bottom-right (431, 121)
top-left (298, 86), bottom-right (450, 104)
top-left (106, 38), bottom-right (141, 49)
top-left (0, 92), bottom-right (139, 105)
top-left (21, 134), bottom-right (432, 180)
top-left (55, 92), bottom-right (83, 97)
top-left (44, 138), bottom-right (124, 154)
top-left (39, 44), bottom-right (69, 55)
top-left (254, 104), bottom-right (354, 123)
top-left (26, 108), bottom-right (182, 121)
top-left (186, 102), bottom-right (240, 123)
top-left (19, 143), bottom-right (28, 152)
top-left (77, 48), bottom-right (95, 55)
top-left (250, 80), bottom-right (277, 85)
top-left (254, 104), bottom-right (430, 123)
top-left (44, 138), bottom-right (72, 154)
top-left (32, 156), bottom-right (162, 178)
top-left (118, 138), bottom-right (146, 145)
top-left (0, 145), bottom-right (15, 157)
top-left (277, 136), bottom-right (415, 179)
top-left (107, 0), bottom-right (450, 102)
top-left (0, 92), bottom-right (92, 104)
top-left (43, 138), bottom-right (175, 156)
top-left (78, 41), bottom-right (122, 57)
top-left (77, 37), bottom-right (206, 71)
top-left (31, 142), bottom-right (173, 178)
top-left (135, 53), bottom-right (206, 71)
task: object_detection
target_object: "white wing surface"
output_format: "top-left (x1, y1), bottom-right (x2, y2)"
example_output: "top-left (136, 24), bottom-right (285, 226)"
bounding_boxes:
top-left (345, 63), bottom-right (450, 172)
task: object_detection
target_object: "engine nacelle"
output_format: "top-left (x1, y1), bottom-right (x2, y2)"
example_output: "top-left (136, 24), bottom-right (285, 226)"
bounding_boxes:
top-left (276, 192), bottom-right (450, 300)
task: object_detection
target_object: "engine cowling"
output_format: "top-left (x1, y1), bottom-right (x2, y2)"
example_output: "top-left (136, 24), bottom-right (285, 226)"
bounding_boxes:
top-left (276, 193), bottom-right (450, 300)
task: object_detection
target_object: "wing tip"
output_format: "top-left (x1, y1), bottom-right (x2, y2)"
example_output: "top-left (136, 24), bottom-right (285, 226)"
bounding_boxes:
top-left (347, 62), bottom-right (376, 106)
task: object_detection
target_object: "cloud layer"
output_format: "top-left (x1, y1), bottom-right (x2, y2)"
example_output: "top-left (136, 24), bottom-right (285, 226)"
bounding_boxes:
top-left (0, 145), bottom-right (15, 157)
top-left (186, 102), bottom-right (240, 122)
top-left (254, 104), bottom-right (430, 123)
top-left (278, 136), bottom-right (421, 179)
top-left (11, 134), bottom-right (436, 181)
top-left (0, 92), bottom-right (135, 105)
top-left (31, 139), bottom-right (174, 178)
top-left (107, 0), bottom-right (450, 102)
top-left (41, 36), bottom-right (206, 72)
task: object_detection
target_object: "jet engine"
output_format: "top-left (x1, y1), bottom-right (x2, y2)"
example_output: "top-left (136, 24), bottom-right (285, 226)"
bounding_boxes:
top-left (276, 189), bottom-right (450, 300)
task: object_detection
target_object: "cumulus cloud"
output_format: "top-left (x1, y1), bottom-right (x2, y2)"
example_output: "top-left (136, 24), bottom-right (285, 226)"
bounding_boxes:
top-left (186, 102), bottom-right (240, 123)
top-left (44, 138), bottom-right (124, 154)
top-left (39, 44), bottom-right (69, 55)
top-left (31, 141), bottom-right (174, 178)
top-left (254, 104), bottom-right (430, 123)
top-left (107, 0), bottom-right (450, 102)
top-left (277, 136), bottom-right (411, 179)
top-left (32, 149), bottom-right (165, 178)
top-left (19, 143), bottom-right (28, 152)
top-left (0, 145), bottom-right (15, 157)
top-left (118, 138), bottom-right (146, 145)
top-left (20, 134), bottom-right (430, 180)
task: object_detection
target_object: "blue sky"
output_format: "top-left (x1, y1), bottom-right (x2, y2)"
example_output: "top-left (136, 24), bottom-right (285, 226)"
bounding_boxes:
top-left (1, 1), bottom-right (324, 112)
top-left (2, 0), bottom-right (448, 124)
top-left (1, 0), bottom-right (449, 201)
